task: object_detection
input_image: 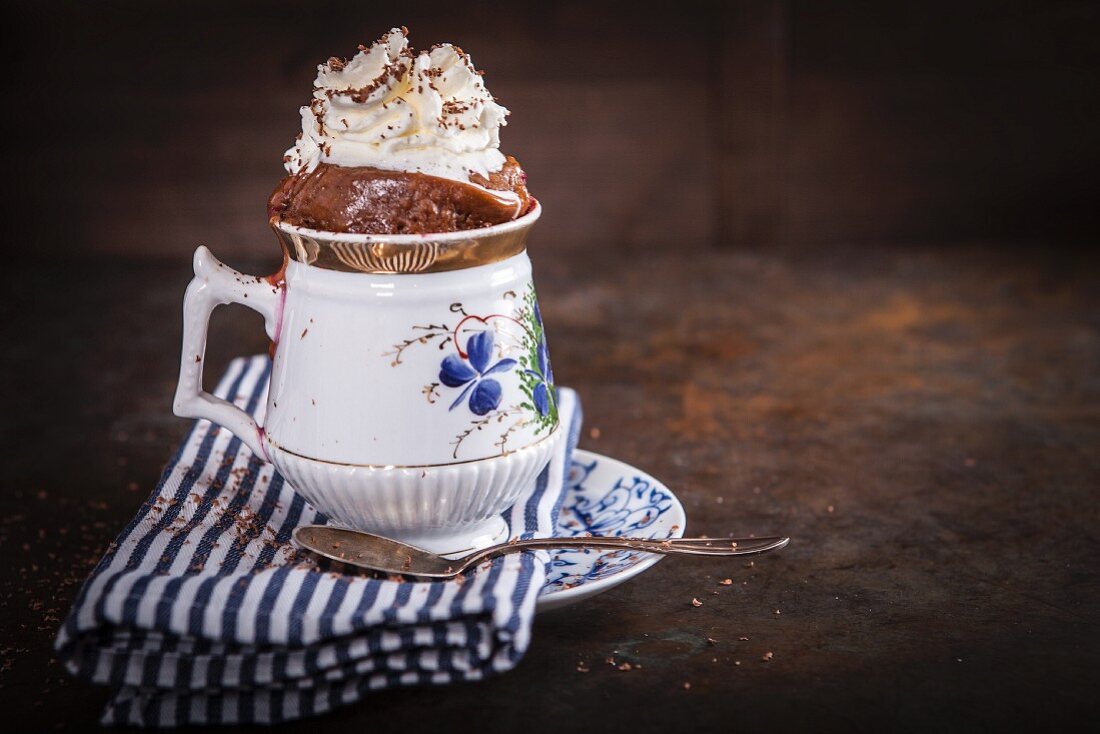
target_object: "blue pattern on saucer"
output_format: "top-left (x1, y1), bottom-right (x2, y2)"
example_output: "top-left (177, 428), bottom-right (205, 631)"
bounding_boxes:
top-left (544, 457), bottom-right (678, 591)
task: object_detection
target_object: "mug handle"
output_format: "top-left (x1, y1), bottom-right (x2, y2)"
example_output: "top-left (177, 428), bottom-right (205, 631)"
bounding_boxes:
top-left (173, 246), bottom-right (283, 459)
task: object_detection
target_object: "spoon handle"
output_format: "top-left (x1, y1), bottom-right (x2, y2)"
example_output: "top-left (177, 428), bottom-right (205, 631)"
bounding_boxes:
top-left (460, 535), bottom-right (790, 570)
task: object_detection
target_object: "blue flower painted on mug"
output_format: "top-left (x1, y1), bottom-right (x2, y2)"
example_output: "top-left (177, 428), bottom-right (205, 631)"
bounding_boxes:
top-left (522, 299), bottom-right (556, 417)
top-left (528, 337), bottom-right (555, 416)
top-left (387, 286), bottom-right (556, 457)
top-left (439, 330), bottom-right (517, 415)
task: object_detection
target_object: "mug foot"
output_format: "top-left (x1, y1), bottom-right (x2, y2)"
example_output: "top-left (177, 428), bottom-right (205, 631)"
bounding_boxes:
top-left (268, 428), bottom-right (561, 555)
top-left (388, 515), bottom-right (510, 556)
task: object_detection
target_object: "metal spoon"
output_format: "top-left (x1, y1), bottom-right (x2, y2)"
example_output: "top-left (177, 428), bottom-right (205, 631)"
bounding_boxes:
top-left (292, 524), bottom-right (790, 580)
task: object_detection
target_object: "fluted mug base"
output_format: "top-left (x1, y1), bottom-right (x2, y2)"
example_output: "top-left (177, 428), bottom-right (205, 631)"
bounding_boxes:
top-left (373, 516), bottom-right (510, 556)
top-left (267, 428), bottom-right (561, 555)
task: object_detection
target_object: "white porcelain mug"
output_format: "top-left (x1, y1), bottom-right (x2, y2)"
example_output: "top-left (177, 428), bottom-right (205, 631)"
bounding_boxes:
top-left (173, 204), bottom-right (560, 552)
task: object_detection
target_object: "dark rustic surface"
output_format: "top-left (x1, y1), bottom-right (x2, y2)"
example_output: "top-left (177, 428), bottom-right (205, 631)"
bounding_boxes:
top-left (2, 241), bottom-right (1098, 731)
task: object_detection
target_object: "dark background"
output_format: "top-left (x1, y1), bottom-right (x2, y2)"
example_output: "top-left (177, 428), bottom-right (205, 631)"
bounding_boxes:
top-left (2, 1), bottom-right (1099, 732)
top-left (8, 0), bottom-right (1099, 261)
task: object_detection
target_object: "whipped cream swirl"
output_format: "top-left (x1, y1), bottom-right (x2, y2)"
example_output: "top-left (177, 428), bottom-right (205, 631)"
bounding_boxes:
top-left (284, 28), bottom-right (510, 184)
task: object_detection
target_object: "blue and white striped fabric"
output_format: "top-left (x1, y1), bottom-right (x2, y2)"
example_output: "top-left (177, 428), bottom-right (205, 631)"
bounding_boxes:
top-left (56, 355), bottom-right (582, 727)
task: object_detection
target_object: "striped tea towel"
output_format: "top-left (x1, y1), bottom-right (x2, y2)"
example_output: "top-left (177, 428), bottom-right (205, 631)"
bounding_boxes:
top-left (55, 355), bottom-right (582, 726)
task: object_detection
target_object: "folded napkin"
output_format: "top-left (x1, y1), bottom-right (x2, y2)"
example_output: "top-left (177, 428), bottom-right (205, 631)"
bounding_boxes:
top-left (56, 355), bottom-right (581, 726)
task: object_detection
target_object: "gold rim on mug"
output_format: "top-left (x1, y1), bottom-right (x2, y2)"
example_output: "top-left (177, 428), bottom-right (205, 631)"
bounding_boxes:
top-left (271, 201), bottom-right (542, 275)
top-left (263, 422), bottom-right (560, 469)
